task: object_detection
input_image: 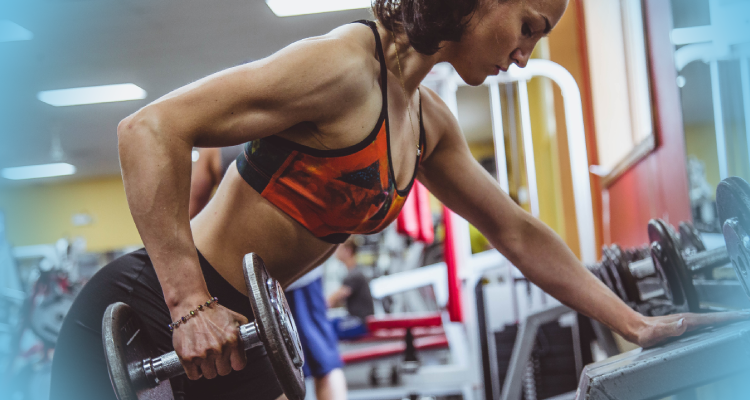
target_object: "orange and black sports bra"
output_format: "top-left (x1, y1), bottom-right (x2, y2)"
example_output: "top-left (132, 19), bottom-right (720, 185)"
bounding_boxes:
top-left (236, 20), bottom-right (425, 244)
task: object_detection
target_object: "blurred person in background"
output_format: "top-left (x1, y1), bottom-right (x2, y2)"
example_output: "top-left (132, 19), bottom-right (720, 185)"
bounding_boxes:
top-left (328, 238), bottom-right (374, 339)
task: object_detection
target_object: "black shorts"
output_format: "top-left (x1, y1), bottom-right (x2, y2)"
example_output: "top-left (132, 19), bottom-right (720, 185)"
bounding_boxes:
top-left (49, 248), bottom-right (284, 400)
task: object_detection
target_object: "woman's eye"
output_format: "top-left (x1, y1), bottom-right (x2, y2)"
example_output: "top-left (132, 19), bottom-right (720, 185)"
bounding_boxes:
top-left (522, 23), bottom-right (532, 37)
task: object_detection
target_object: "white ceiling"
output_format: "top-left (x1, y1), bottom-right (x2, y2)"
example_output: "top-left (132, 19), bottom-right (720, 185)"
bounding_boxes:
top-left (0, 0), bottom-right (373, 186)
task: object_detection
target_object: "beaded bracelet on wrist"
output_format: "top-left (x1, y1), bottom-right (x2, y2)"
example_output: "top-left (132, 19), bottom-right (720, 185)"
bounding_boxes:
top-left (168, 297), bottom-right (218, 332)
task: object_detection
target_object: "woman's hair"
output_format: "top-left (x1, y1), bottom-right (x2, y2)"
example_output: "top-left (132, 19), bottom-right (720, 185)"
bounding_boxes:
top-left (372, 0), bottom-right (480, 55)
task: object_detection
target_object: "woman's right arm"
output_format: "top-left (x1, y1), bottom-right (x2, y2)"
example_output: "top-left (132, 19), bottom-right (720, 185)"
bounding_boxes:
top-left (117, 32), bottom-right (371, 379)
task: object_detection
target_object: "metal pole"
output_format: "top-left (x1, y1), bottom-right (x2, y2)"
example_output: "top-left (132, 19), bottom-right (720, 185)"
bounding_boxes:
top-left (710, 60), bottom-right (729, 180)
top-left (490, 83), bottom-right (511, 193)
top-left (517, 80), bottom-right (540, 218)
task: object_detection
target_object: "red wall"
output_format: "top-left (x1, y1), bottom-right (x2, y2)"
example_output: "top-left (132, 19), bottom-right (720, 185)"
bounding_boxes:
top-left (604, 0), bottom-right (692, 248)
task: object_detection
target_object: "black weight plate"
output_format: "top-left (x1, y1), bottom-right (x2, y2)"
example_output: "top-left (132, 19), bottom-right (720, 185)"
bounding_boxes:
top-left (717, 177), bottom-right (750, 301)
top-left (609, 245), bottom-right (641, 304)
top-left (648, 220), bottom-right (696, 312)
top-left (592, 251), bottom-right (617, 294)
top-left (717, 177), bottom-right (750, 229)
top-left (243, 253), bottom-right (306, 400)
top-left (601, 247), bottom-right (631, 303)
top-left (723, 219), bottom-right (750, 299)
top-left (649, 220), bottom-right (700, 312)
top-left (679, 222), bottom-right (706, 253)
top-left (102, 302), bottom-right (173, 400)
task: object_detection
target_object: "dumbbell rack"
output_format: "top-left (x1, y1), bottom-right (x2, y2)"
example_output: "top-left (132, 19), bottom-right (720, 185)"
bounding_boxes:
top-left (586, 225), bottom-right (750, 315)
top-left (578, 319), bottom-right (750, 399)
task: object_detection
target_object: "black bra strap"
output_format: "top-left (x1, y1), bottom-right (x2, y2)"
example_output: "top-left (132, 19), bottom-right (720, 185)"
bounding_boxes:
top-left (354, 20), bottom-right (388, 118)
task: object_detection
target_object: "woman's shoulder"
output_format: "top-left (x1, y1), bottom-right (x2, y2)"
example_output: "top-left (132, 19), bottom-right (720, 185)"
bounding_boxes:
top-left (267, 23), bottom-right (381, 98)
top-left (418, 85), bottom-right (464, 158)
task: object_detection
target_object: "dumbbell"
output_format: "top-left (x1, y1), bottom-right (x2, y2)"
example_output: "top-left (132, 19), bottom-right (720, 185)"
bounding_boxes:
top-left (101, 253), bottom-right (306, 400)
top-left (718, 177), bottom-right (750, 301)
top-left (645, 219), bottom-right (730, 312)
top-left (587, 245), bottom-right (674, 316)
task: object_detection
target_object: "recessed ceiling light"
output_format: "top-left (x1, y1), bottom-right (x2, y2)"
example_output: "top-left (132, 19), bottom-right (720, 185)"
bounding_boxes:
top-left (2, 163), bottom-right (76, 180)
top-left (266, 0), bottom-right (371, 17)
top-left (0, 20), bottom-right (33, 43)
top-left (37, 84), bottom-right (147, 107)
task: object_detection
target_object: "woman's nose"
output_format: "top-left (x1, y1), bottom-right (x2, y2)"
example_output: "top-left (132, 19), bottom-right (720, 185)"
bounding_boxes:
top-left (511, 48), bottom-right (531, 68)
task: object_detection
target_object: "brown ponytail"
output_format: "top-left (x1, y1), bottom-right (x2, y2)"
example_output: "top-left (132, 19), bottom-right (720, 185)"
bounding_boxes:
top-left (372, 0), bottom-right (479, 55)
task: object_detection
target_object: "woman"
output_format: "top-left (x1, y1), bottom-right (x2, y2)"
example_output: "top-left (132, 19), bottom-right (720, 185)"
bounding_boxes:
top-left (50, 0), bottom-right (747, 399)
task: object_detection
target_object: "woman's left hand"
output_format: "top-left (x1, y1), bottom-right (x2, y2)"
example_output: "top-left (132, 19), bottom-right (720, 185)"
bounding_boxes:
top-left (629, 310), bottom-right (750, 348)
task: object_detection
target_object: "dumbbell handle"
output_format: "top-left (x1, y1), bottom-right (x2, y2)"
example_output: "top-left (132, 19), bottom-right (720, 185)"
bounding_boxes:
top-left (629, 246), bottom-right (730, 279)
top-left (142, 321), bottom-right (262, 386)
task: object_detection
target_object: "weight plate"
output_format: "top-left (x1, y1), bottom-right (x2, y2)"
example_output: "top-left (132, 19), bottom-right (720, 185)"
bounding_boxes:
top-left (679, 222), bottom-right (706, 253)
top-left (648, 220), bottom-right (697, 312)
top-left (609, 245), bottom-right (641, 304)
top-left (102, 302), bottom-right (173, 400)
top-left (723, 219), bottom-right (750, 299)
top-left (601, 247), bottom-right (631, 303)
top-left (717, 177), bottom-right (750, 302)
top-left (243, 253), bottom-right (306, 400)
top-left (595, 254), bottom-right (617, 295)
top-left (717, 177), bottom-right (750, 229)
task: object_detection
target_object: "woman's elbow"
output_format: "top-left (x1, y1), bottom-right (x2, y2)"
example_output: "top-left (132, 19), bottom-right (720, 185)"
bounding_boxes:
top-left (493, 212), bottom-right (538, 260)
top-left (117, 107), bottom-right (165, 152)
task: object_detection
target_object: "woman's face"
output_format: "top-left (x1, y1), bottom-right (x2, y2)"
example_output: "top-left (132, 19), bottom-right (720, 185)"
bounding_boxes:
top-left (444, 0), bottom-right (568, 86)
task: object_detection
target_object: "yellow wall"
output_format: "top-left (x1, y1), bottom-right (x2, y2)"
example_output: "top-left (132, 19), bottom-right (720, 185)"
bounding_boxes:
top-left (684, 123), bottom-right (722, 193)
top-left (547, 0), bottom-right (601, 257)
top-left (0, 176), bottom-right (142, 252)
top-left (684, 123), bottom-right (750, 196)
top-left (529, 40), bottom-right (568, 244)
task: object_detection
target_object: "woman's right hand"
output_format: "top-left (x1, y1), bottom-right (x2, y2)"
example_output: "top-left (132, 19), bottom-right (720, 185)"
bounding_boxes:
top-left (170, 296), bottom-right (249, 380)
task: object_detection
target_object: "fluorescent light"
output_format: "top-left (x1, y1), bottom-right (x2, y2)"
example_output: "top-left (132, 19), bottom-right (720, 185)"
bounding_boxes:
top-left (2, 163), bottom-right (76, 180)
top-left (192, 150), bottom-right (200, 162)
top-left (266, 0), bottom-right (371, 17)
top-left (37, 84), bottom-right (147, 107)
top-left (0, 20), bottom-right (33, 43)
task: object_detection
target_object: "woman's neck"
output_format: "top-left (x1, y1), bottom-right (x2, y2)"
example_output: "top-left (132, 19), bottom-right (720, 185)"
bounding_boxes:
top-left (376, 23), bottom-right (443, 95)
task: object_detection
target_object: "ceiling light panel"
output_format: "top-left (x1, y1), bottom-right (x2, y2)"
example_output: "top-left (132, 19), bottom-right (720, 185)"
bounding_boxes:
top-left (0, 20), bottom-right (33, 43)
top-left (37, 83), bottom-right (147, 107)
top-left (266, 0), bottom-right (371, 17)
top-left (2, 163), bottom-right (76, 180)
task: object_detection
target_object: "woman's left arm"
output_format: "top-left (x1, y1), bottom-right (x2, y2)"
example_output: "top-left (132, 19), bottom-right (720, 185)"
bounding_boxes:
top-left (416, 88), bottom-right (747, 348)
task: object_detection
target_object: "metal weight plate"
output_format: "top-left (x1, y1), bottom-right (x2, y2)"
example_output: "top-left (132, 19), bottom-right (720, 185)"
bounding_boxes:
top-left (679, 222), bottom-right (706, 253)
top-left (648, 220), bottom-right (697, 312)
top-left (723, 219), bottom-right (750, 298)
top-left (717, 177), bottom-right (750, 299)
top-left (716, 177), bottom-right (750, 229)
top-left (595, 253), bottom-right (617, 294)
top-left (243, 253), bottom-right (306, 400)
top-left (102, 302), bottom-right (173, 400)
top-left (601, 247), bottom-right (631, 303)
top-left (609, 245), bottom-right (641, 304)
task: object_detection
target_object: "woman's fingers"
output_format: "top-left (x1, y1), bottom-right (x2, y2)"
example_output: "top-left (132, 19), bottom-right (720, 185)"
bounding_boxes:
top-left (639, 310), bottom-right (750, 348)
top-left (216, 341), bottom-right (235, 376)
top-left (230, 340), bottom-right (248, 372)
top-left (684, 310), bottom-right (750, 331)
top-left (182, 359), bottom-right (203, 381)
top-left (199, 355), bottom-right (219, 380)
